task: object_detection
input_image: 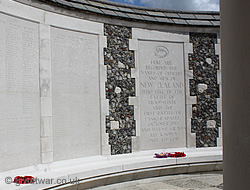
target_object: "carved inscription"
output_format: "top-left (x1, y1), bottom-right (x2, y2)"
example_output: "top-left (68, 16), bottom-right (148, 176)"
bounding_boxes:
top-left (51, 27), bottom-right (101, 161)
top-left (139, 41), bottom-right (186, 150)
top-left (0, 14), bottom-right (40, 171)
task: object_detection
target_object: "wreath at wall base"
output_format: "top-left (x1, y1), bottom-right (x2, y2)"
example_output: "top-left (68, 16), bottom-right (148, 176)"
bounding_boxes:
top-left (154, 152), bottom-right (186, 158)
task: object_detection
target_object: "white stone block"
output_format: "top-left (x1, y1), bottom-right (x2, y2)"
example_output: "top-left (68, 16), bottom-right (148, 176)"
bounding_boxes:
top-left (40, 59), bottom-right (51, 97)
top-left (40, 39), bottom-right (51, 60)
top-left (101, 99), bottom-right (109, 115)
top-left (197, 83), bottom-right (208, 93)
top-left (99, 48), bottom-right (105, 66)
top-left (100, 83), bottom-right (106, 100)
top-left (41, 137), bottom-right (53, 152)
top-left (0, 0), bottom-right (44, 23)
top-left (101, 145), bottom-right (111, 156)
top-left (99, 35), bottom-right (107, 48)
top-left (53, 184), bottom-right (79, 190)
top-left (134, 50), bottom-right (139, 68)
top-left (217, 93), bottom-right (222, 112)
top-left (40, 78), bottom-right (51, 97)
top-left (99, 65), bottom-right (107, 82)
top-left (185, 69), bottom-right (193, 78)
top-left (0, 0), bottom-right (224, 179)
top-left (217, 38), bottom-right (221, 44)
top-left (133, 105), bottom-right (140, 122)
top-left (217, 137), bottom-right (223, 147)
top-left (132, 169), bottom-right (161, 180)
top-left (0, 146), bottom-right (223, 189)
top-left (207, 120), bottom-right (216, 128)
top-left (177, 151), bottom-right (222, 165)
top-left (186, 96), bottom-right (197, 105)
top-left (45, 12), bottom-right (103, 34)
top-left (129, 97), bottom-right (138, 105)
top-left (132, 28), bottom-right (189, 43)
top-left (111, 121), bottom-right (120, 130)
top-left (0, 12), bottom-right (41, 171)
top-left (40, 59), bottom-right (51, 79)
top-left (41, 151), bottom-right (53, 164)
top-left (186, 115), bottom-right (196, 148)
top-left (40, 23), bottom-right (50, 39)
top-left (138, 40), bottom-right (186, 150)
top-left (184, 53), bottom-right (190, 70)
top-left (187, 163), bottom-right (216, 173)
top-left (41, 97), bottom-right (52, 117)
top-left (132, 136), bottom-right (140, 152)
top-left (218, 126), bottom-right (223, 139)
top-left (136, 120), bottom-right (140, 136)
top-left (215, 44), bottom-right (220, 55)
top-left (184, 42), bottom-right (193, 54)
top-left (132, 158), bottom-right (177, 171)
top-left (160, 165), bottom-right (189, 176)
top-left (186, 105), bottom-right (193, 120)
top-left (101, 132), bottom-right (109, 145)
top-left (217, 71), bottom-right (222, 84)
top-left (131, 68), bottom-right (138, 78)
top-left (129, 39), bottom-right (138, 50)
top-left (41, 117), bottom-right (53, 137)
top-left (51, 27), bottom-right (101, 161)
top-left (215, 162), bottom-right (223, 170)
top-left (187, 133), bottom-right (196, 148)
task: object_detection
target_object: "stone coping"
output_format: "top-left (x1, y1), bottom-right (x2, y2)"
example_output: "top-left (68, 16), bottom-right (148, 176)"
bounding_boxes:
top-left (0, 147), bottom-right (222, 189)
top-left (34, 0), bottom-right (220, 26)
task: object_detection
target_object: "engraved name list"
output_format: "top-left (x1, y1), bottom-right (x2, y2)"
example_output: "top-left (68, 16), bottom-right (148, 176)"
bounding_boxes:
top-left (139, 41), bottom-right (186, 150)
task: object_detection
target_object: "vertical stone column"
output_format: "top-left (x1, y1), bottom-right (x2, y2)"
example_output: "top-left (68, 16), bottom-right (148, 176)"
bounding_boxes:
top-left (129, 36), bottom-right (139, 152)
top-left (104, 24), bottom-right (136, 155)
top-left (189, 33), bottom-right (221, 148)
top-left (215, 37), bottom-right (222, 147)
top-left (184, 41), bottom-right (196, 148)
top-left (221, 0), bottom-right (250, 189)
top-left (39, 23), bottom-right (53, 163)
top-left (99, 32), bottom-right (110, 156)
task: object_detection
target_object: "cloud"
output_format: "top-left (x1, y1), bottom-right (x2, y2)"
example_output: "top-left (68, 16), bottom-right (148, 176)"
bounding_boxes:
top-left (193, 0), bottom-right (220, 11)
top-left (139, 0), bottom-right (219, 11)
top-left (108, 0), bottom-right (220, 11)
top-left (110, 0), bottom-right (135, 5)
top-left (124, 0), bottom-right (135, 3)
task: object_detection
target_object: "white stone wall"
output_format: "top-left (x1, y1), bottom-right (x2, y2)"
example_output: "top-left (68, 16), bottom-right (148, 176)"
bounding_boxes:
top-left (0, 12), bottom-right (40, 171)
top-left (215, 37), bottom-right (222, 147)
top-left (130, 29), bottom-right (196, 151)
top-left (0, 0), bottom-right (105, 170)
top-left (0, 0), bottom-right (221, 173)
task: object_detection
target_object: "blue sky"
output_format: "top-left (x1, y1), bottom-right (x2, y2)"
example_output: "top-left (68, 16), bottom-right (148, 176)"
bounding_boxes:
top-left (107, 0), bottom-right (220, 11)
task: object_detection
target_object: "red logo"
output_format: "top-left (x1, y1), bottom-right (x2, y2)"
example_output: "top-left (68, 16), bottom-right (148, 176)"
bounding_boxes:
top-left (14, 176), bottom-right (34, 184)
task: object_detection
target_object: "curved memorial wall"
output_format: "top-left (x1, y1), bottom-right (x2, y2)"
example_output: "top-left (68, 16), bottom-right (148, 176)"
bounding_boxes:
top-left (0, 0), bottom-right (222, 189)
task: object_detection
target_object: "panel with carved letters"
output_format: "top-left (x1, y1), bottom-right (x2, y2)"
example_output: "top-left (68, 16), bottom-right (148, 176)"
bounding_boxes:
top-left (51, 27), bottom-right (101, 161)
top-left (0, 13), bottom-right (40, 171)
top-left (139, 41), bottom-right (186, 150)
